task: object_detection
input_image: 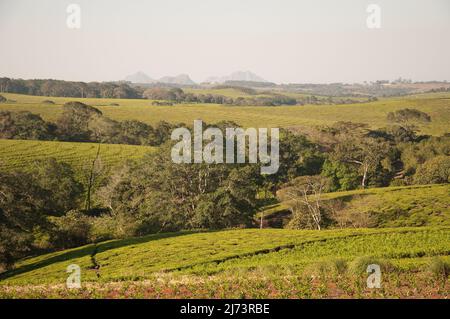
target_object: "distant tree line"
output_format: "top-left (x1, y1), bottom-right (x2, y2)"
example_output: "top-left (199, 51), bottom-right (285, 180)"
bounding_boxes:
top-left (0, 101), bottom-right (177, 146)
top-left (0, 78), bottom-right (141, 99)
top-left (142, 87), bottom-right (298, 106)
top-left (0, 78), bottom-right (382, 106)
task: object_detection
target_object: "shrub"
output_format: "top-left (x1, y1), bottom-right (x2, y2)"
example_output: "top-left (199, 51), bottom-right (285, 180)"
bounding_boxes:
top-left (332, 258), bottom-right (348, 274)
top-left (50, 210), bottom-right (92, 249)
top-left (41, 100), bottom-right (55, 104)
top-left (349, 256), bottom-right (395, 275)
top-left (0, 95), bottom-right (6, 103)
top-left (427, 257), bottom-right (449, 279)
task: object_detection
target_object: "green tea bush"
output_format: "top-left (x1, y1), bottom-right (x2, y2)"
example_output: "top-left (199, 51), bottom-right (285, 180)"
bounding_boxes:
top-left (427, 257), bottom-right (450, 279)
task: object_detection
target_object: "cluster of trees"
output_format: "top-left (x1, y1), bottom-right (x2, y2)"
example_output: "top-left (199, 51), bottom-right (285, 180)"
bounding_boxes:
top-left (0, 159), bottom-right (83, 267)
top-left (274, 114), bottom-right (449, 230)
top-left (0, 78), bottom-right (140, 99)
top-left (143, 87), bottom-right (298, 106)
top-left (0, 102), bottom-right (178, 146)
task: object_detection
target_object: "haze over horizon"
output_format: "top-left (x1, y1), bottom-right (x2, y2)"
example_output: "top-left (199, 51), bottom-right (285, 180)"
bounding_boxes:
top-left (1, 0), bottom-right (449, 84)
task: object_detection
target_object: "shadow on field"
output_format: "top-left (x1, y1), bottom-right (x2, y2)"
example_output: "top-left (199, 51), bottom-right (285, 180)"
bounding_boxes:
top-left (0, 230), bottom-right (203, 281)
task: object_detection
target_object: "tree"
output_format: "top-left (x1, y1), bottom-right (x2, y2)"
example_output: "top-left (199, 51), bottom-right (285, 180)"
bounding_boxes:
top-left (56, 102), bottom-right (102, 141)
top-left (0, 111), bottom-right (54, 140)
top-left (0, 171), bottom-right (48, 268)
top-left (387, 108), bottom-right (431, 130)
top-left (28, 158), bottom-right (83, 215)
top-left (88, 116), bottom-right (121, 143)
top-left (282, 175), bottom-right (330, 230)
top-left (118, 120), bottom-right (154, 145)
top-left (331, 136), bottom-right (390, 188)
top-left (321, 159), bottom-right (360, 191)
top-left (97, 143), bottom-right (259, 235)
top-left (81, 144), bottom-right (105, 212)
top-left (148, 121), bottom-right (176, 146)
top-left (264, 129), bottom-right (324, 191)
top-left (414, 155), bottom-right (450, 184)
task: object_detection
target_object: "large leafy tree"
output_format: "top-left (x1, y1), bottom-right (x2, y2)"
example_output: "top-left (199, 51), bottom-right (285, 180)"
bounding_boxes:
top-left (0, 111), bottom-right (54, 140)
top-left (0, 159), bottom-right (84, 268)
top-left (331, 137), bottom-right (390, 188)
top-left (27, 158), bottom-right (83, 215)
top-left (97, 144), bottom-right (260, 235)
top-left (56, 102), bottom-right (103, 141)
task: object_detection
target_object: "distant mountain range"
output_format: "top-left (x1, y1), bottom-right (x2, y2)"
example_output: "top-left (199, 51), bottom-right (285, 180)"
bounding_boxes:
top-left (124, 72), bottom-right (195, 85)
top-left (124, 70), bottom-right (268, 85)
top-left (205, 71), bottom-right (267, 84)
top-left (124, 72), bottom-right (154, 84)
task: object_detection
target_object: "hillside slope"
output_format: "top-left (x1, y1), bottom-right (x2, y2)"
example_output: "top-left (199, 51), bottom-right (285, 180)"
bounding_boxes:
top-left (0, 139), bottom-right (154, 173)
top-left (1, 92), bottom-right (449, 135)
top-left (262, 184), bottom-right (450, 228)
top-left (1, 227), bottom-right (449, 286)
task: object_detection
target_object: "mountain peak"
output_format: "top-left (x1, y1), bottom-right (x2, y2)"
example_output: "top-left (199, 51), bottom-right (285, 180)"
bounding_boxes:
top-left (158, 74), bottom-right (196, 85)
top-left (124, 72), bottom-right (154, 84)
top-left (125, 72), bottom-right (196, 85)
top-left (205, 71), bottom-right (267, 84)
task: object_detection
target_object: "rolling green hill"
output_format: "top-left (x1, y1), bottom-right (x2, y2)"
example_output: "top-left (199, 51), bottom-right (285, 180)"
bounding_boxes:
top-left (0, 227), bottom-right (448, 298)
top-left (261, 184), bottom-right (450, 228)
top-left (1, 92), bottom-right (449, 135)
top-left (0, 139), bottom-right (154, 172)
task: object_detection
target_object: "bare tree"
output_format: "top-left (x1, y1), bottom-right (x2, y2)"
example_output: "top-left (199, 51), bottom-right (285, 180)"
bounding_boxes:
top-left (82, 144), bottom-right (104, 211)
top-left (284, 175), bottom-right (329, 230)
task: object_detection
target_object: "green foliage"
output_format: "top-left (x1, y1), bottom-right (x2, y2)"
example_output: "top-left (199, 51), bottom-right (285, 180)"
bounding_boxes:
top-left (49, 211), bottom-right (92, 249)
top-left (0, 170), bottom-right (49, 268)
top-left (0, 111), bottom-right (54, 140)
top-left (56, 101), bottom-right (103, 141)
top-left (427, 257), bottom-right (450, 279)
top-left (27, 158), bottom-right (83, 215)
top-left (399, 136), bottom-right (450, 176)
top-left (332, 258), bottom-right (348, 274)
top-left (321, 159), bottom-right (360, 191)
top-left (387, 108), bottom-right (431, 125)
top-left (349, 256), bottom-right (393, 275)
top-left (97, 144), bottom-right (260, 235)
top-left (414, 155), bottom-right (450, 184)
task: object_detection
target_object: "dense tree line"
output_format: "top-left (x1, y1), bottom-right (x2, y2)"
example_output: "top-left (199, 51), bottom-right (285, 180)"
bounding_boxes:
top-left (0, 78), bottom-right (140, 99)
top-left (0, 78), bottom-right (381, 106)
top-left (143, 87), bottom-right (298, 106)
top-left (0, 102), bottom-right (177, 146)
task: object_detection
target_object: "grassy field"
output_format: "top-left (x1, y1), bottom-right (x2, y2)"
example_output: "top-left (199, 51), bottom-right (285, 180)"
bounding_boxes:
top-left (261, 184), bottom-right (450, 228)
top-left (0, 139), bottom-right (154, 172)
top-left (1, 92), bottom-right (449, 135)
top-left (0, 227), bottom-right (448, 298)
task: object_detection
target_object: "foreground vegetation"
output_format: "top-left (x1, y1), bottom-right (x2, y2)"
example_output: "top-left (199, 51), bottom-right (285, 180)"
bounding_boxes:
top-left (0, 227), bottom-right (448, 298)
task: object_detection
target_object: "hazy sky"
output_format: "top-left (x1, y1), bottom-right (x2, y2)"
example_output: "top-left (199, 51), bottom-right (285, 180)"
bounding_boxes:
top-left (1, 0), bottom-right (449, 83)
